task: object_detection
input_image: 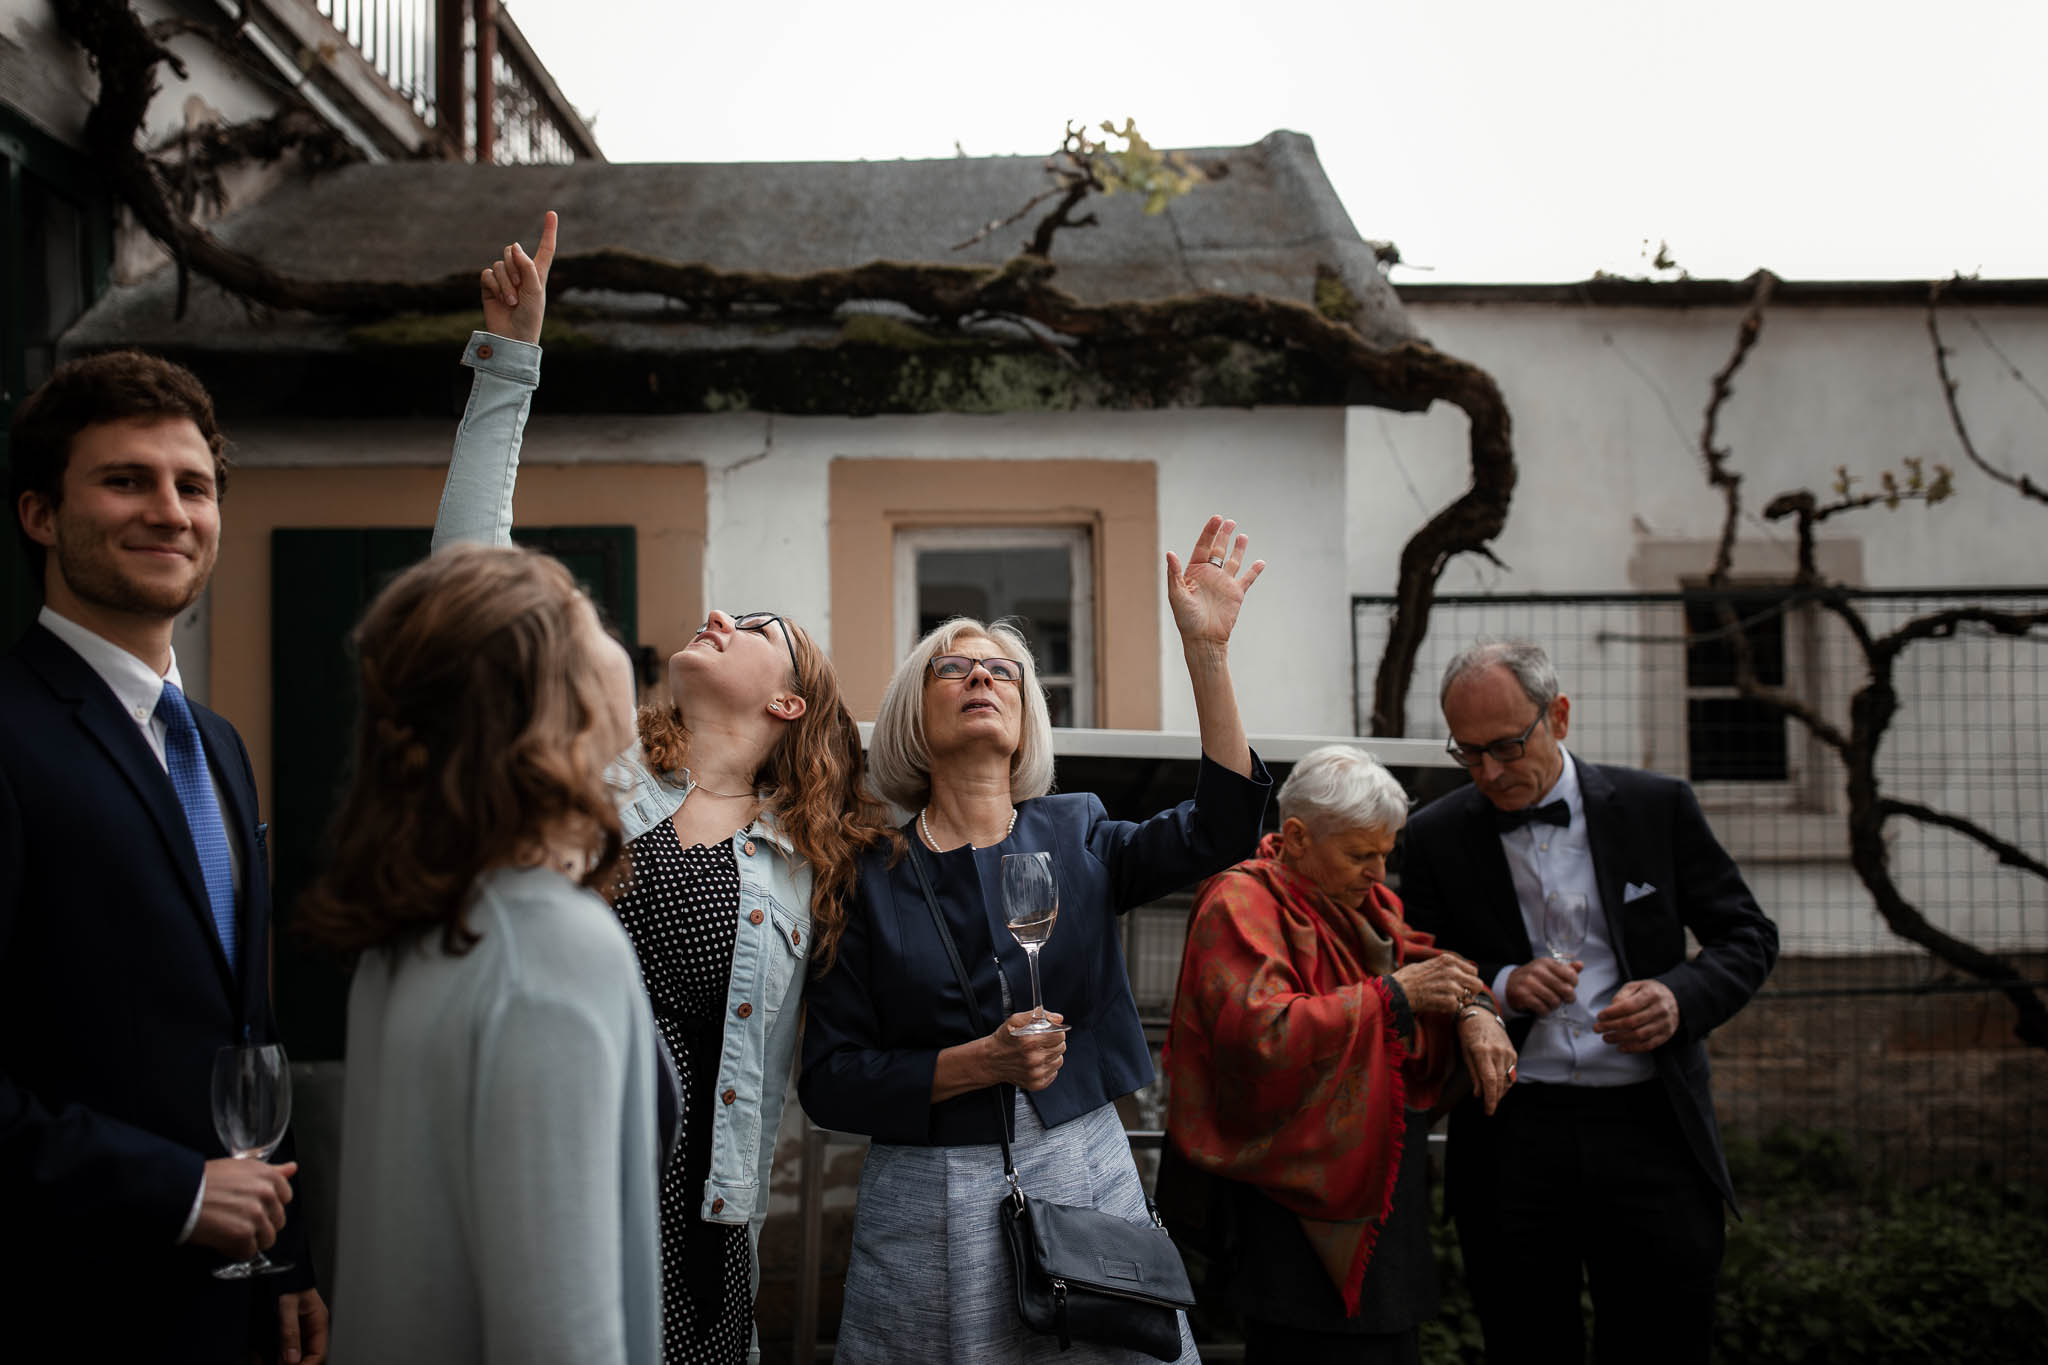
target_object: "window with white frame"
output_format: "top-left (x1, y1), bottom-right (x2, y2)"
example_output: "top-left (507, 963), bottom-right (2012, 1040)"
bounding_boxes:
top-left (895, 527), bottom-right (1095, 726)
top-left (1628, 539), bottom-right (1860, 820)
top-left (1682, 585), bottom-right (1798, 782)
top-left (1676, 580), bottom-right (1845, 816)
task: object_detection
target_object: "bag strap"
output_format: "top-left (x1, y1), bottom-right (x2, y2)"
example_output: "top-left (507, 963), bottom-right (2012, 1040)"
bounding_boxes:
top-left (904, 839), bottom-right (1022, 1188)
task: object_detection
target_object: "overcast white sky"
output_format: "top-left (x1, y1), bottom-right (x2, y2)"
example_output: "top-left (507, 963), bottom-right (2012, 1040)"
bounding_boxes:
top-left (507, 0), bottom-right (2046, 284)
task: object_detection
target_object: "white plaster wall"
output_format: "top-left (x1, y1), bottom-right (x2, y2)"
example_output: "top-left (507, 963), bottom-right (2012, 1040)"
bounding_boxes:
top-left (1, 0), bottom-right (96, 145)
top-left (1350, 301), bottom-right (2048, 595)
top-left (130, 0), bottom-right (287, 143)
top-left (4, 0), bottom-right (288, 149)
top-left (680, 407), bottom-right (1350, 738)
top-left (237, 405), bottom-right (1355, 737)
top-left (1349, 299), bottom-right (2048, 954)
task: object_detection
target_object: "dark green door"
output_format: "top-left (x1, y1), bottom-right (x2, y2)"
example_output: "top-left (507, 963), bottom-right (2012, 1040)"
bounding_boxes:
top-left (270, 526), bottom-right (638, 1060)
top-left (1, 111), bottom-right (113, 642)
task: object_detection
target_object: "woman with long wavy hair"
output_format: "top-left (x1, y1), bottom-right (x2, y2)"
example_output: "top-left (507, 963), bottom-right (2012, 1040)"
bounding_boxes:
top-left (436, 212), bottom-right (897, 1363)
top-left (302, 543), bottom-right (661, 1365)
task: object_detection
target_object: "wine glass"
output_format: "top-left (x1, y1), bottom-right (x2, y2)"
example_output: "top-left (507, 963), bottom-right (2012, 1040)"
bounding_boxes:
top-left (209, 1043), bottom-right (294, 1279)
top-left (1541, 892), bottom-right (1589, 1028)
top-left (1002, 851), bottom-right (1068, 1036)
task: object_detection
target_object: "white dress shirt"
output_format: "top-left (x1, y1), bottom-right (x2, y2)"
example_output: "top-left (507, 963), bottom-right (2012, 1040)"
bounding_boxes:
top-left (1488, 750), bottom-right (1654, 1087)
top-left (36, 606), bottom-right (240, 1242)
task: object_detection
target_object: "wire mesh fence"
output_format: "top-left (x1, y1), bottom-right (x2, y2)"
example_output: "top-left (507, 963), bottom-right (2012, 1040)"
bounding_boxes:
top-left (1348, 587), bottom-right (2048, 1184)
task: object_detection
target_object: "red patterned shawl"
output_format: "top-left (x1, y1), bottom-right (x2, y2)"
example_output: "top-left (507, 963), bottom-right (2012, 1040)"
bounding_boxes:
top-left (1162, 832), bottom-right (1463, 1314)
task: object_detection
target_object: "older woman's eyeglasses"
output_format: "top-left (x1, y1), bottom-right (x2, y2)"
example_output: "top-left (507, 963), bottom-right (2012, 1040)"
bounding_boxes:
top-left (928, 654), bottom-right (1025, 684)
top-left (721, 611), bottom-right (801, 686)
top-left (1445, 709), bottom-right (1548, 768)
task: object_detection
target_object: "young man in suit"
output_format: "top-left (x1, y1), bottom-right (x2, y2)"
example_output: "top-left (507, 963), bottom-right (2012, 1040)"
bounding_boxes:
top-left (1, 352), bottom-right (328, 1363)
top-left (1399, 639), bottom-right (1777, 1365)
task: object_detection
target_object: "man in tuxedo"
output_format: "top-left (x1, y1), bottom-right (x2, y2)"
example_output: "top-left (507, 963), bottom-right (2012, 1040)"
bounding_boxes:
top-left (1, 352), bottom-right (328, 1363)
top-left (1399, 640), bottom-right (1777, 1365)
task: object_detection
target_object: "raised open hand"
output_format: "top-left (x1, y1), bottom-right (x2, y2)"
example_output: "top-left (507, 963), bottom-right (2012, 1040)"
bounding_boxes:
top-left (1164, 514), bottom-right (1265, 649)
top-left (480, 209), bottom-right (558, 345)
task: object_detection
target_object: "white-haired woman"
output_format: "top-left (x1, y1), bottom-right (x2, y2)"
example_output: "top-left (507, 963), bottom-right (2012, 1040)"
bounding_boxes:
top-left (1161, 746), bottom-right (1517, 1365)
top-left (799, 517), bottom-right (1274, 1364)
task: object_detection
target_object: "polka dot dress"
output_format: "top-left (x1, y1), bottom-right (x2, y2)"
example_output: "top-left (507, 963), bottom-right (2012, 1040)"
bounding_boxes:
top-left (612, 818), bottom-right (752, 1365)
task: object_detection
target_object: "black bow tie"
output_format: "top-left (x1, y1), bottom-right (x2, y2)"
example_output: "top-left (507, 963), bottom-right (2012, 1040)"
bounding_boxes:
top-left (1494, 800), bottom-right (1569, 833)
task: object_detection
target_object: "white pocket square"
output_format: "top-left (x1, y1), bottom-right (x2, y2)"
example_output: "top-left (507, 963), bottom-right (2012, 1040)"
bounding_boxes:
top-left (1623, 881), bottom-right (1656, 903)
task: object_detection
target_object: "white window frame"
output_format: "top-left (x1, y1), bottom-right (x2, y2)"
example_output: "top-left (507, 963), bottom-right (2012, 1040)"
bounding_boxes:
top-left (894, 526), bottom-right (1096, 727)
top-left (1672, 579), bottom-right (1826, 808)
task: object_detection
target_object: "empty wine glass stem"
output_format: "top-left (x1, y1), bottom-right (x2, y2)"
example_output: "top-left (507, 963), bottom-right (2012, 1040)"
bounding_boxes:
top-left (1025, 944), bottom-right (1047, 1022)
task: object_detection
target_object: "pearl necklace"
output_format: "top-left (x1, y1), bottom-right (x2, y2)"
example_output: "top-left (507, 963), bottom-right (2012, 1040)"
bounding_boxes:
top-left (920, 805), bottom-right (1017, 851)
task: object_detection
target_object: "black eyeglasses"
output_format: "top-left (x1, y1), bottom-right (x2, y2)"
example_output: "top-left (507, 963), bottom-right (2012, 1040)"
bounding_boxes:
top-left (1446, 708), bottom-right (1548, 768)
top-left (928, 654), bottom-right (1025, 684)
top-left (717, 611), bottom-right (801, 687)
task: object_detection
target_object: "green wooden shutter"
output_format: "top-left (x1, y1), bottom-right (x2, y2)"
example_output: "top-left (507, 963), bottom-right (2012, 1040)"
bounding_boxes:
top-left (1, 111), bottom-right (114, 643)
top-left (271, 525), bottom-right (637, 1059)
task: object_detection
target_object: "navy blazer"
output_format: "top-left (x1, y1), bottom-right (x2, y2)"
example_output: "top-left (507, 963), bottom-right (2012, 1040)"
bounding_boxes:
top-left (0, 624), bottom-right (313, 1361)
top-left (800, 754), bottom-right (1270, 1146)
top-left (1398, 759), bottom-right (1779, 1207)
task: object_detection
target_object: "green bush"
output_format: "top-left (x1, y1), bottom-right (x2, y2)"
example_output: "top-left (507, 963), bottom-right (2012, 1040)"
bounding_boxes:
top-left (1716, 1129), bottom-right (2048, 1364)
top-left (1416, 1128), bottom-right (2048, 1365)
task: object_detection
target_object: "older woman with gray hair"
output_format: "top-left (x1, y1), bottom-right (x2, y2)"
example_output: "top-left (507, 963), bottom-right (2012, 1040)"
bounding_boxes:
top-left (1162, 746), bottom-right (1517, 1365)
top-left (800, 516), bottom-right (1275, 1363)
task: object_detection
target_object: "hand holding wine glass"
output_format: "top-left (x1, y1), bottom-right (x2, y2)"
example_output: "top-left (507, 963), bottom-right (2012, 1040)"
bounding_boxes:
top-left (982, 1010), bottom-right (1068, 1091)
top-left (1002, 852), bottom-right (1068, 1037)
top-left (1541, 893), bottom-right (1590, 1026)
top-left (209, 1042), bottom-right (295, 1279)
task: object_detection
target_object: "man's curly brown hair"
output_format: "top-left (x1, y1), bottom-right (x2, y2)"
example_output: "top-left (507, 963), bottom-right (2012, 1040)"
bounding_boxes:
top-left (8, 350), bottom-right (229, 584)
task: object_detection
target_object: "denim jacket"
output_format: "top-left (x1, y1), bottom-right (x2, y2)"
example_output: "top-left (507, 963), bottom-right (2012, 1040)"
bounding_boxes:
top-left (437, 331), bottom-right (811, 1272)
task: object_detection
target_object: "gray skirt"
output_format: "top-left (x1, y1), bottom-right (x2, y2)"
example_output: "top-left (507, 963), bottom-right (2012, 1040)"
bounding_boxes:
top-left (834, 1094), bottom-right (1200, 1365)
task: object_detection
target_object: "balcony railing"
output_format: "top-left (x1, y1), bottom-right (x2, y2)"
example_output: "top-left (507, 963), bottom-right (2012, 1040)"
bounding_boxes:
top-left (310, 0), bottom-right (436, 121)
top-left (305, 0), bottom-right (600, 163)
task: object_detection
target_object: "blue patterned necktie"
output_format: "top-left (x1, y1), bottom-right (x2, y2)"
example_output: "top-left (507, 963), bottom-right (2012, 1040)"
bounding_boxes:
top-left (155, 680), bottom-right (239, 971)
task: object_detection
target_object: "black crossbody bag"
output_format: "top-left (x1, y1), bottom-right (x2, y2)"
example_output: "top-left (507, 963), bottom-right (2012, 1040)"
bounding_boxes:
top-left (905, 841), bottom-right (1195, 1361)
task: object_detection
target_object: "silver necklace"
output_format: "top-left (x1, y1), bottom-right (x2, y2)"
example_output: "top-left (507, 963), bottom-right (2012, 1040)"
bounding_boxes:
top-left (920, 805), bottom-right (1017, 851)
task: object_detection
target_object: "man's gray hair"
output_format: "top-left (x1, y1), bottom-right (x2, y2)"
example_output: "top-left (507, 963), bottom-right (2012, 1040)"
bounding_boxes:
top-left (1276, 745), bottom-right (1410, 839)
top-left (1439, 639), bottom-right (1561, 710)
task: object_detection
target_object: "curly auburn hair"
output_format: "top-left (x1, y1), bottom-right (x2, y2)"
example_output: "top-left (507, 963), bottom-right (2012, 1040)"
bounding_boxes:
top-left (638, 617), bottom-right (897, 973)
top-left (298, 544), bottom-right (626, 957)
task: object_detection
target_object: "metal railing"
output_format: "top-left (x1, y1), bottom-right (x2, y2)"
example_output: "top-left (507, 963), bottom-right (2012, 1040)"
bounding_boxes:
top-left (302, 0), bottom-right (599, 162)
top-left (310, 0), bottom-right (438, 120)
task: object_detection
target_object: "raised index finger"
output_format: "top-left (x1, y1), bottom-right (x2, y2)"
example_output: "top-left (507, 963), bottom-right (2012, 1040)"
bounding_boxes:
top-left (532, 209), bottom-right (559, 281)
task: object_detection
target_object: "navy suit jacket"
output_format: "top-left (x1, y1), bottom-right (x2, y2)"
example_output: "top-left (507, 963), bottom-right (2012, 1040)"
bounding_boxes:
top-left (0, 624), bottom-right (312, 1362)
top-left (801, 754), bottom-right (1270, 1146)
top-left (1399, 760), bottom-right (1778, 1209)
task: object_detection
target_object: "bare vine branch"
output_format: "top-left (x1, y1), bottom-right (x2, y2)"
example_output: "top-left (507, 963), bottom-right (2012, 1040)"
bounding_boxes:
top-left (1691, 273), bottom-right (2048, 1049)
top-left (1878, 799), bottom-right (2048, 883)
top-left (1700, 270), bottom-right (1777, 584)
top-left (950, 181), bottom-right (1075, 252)
top-left (1369, 360), bottom-right (1516, 737)
top-left (1871, 605), bottom-right (2048, 666)
top-left (1928, 279), bottom-right (2048, 505)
